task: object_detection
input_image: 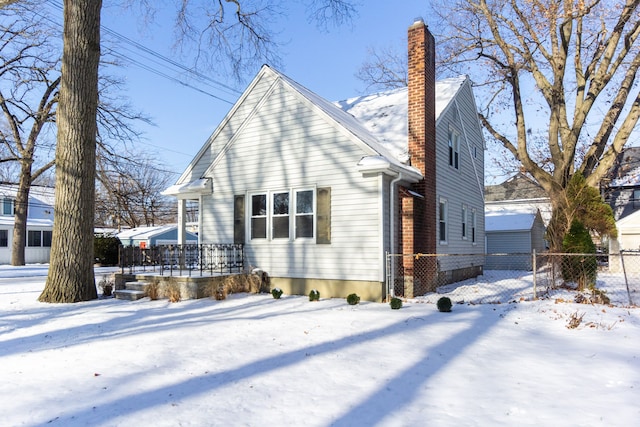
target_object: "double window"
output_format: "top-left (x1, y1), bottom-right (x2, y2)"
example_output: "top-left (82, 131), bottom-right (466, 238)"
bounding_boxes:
top-left (250, 189), bottom-right (316, 241)
top-left (27, 230), bottom-right (52, 247)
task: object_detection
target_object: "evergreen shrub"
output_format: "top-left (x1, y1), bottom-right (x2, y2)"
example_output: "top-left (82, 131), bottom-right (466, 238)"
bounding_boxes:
top-left (390, 297), bottom-right (402, 310)
top-left (309, 289), bottom-right (320, 301)
top-left (94, 236), bottom-right (120, 265)
top-left (271, 288), bottom-right (283, 299)
top-left (561, 220), bottom-right (597, 290)
top-left (346, 293), bottom-right (360, 305)
top-left (437, 296), bottom-right (452, 312)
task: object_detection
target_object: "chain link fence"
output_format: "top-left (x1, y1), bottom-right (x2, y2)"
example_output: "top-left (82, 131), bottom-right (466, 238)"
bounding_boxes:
top-left (387, 251), bottom-right (639, 307)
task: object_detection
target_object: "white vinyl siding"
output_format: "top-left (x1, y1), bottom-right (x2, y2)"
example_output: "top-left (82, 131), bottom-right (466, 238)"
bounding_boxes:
top-left (199, 80), bottom-right (383, 282)
top-left (435, 80), bottom-right (485, 261)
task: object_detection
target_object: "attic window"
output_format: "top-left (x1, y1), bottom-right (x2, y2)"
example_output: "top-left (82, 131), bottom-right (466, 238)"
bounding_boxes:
top-left (448, 127), bottom-right (460, 170)
top-left (2, 198), bottom-right (13, 216)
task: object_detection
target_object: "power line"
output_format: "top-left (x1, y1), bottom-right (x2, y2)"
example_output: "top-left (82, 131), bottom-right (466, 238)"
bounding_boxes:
top-left (44, 0), bottom-right (240, 104)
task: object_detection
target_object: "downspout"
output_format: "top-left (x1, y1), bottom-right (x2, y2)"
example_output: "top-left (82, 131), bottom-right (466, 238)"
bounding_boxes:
top-left (388, 172), bottom-right (405, 298)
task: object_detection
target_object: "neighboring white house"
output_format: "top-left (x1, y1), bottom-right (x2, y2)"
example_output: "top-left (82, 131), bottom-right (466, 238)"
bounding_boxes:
top-left (0, 185), bottom-right (55, 264)
top-left (164, 20), bottom-right (485, 300)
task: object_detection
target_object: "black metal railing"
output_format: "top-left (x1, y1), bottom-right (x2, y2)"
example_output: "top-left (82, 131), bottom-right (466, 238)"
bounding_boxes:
top-left (119, 244), bottom-right (244, 276)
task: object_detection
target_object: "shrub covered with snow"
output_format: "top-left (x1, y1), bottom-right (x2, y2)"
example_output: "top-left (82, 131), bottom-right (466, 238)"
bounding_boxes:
top-left (271, 288), bottom-right (283, 299)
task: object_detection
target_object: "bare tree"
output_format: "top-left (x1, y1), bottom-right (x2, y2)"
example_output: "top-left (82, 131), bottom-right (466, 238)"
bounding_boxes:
top-left (425, 0), bottom-right (640, 249)
top-left (39, 0), bottom-right (102, 303)
top-left (0, 2), bottom-right (148, 267)
top-left (0, 4), bottom-right (59, 265)
top-left (96, 151), bottom-right (177, 229)
top-left (33, 0), bottom-right (358, 303)
top-left (355, 45), bottom-right (407, 91)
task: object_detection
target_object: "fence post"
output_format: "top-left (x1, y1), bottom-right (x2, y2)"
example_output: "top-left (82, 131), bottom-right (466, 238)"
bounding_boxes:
top-left (620, 250), bottom-right (633, 306)
top-left (532, 249), bottom-right (537, 300)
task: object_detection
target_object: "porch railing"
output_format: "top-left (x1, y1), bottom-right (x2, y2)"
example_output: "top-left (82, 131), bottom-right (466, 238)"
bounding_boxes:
top-left (118, 243), bottom-right (244, 276)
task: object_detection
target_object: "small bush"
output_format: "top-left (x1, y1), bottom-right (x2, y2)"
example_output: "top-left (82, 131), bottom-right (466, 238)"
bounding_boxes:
top-left (309, 289), bottom-right (320, 301)
top-left (214, 284), bottom-right (227, 301)
top-left (147, 280), bottom-right (159, 300)
top-left (98, 275), bottom-right (113, 297)
top-left (271, 288), bottom-right (283, 299)
top-left (390, 297), bottom-right (402, 310)
top-left (346, 293), bottom-right (360, 305)
top-left (437, 296), bottom-right (452, 312)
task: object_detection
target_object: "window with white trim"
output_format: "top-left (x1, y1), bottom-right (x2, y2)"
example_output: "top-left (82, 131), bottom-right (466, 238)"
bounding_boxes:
top-left (439, 198), bottom-right (448, 244)
top-left (272, 192), bottom-right (290, 239)
top-left (471, 208), bottom-right (477, 244)
top-left (295, 190), bottom-right (314, 238)
top-left (2, 198), bottom-right (13, 216)
top-left (462, 204), bottom-right (468, 240)
top-left (448, 127), bottom-right (460, 170)
top-left (249, 189), bottom-right (317, 241)
top-left (250, 194), bottom-right (267, 239)
top-left (0, 229), bottom-right (7, 247)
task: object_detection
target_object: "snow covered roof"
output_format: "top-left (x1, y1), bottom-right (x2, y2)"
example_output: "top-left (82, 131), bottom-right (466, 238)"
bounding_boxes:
top-left (0, 184), bottom-right (55, 207)
top-left (0, 217), bottom-right (53, 227)
top-left (171, 66), bottom-right (470, 190)
top-left (117, 225), bottom-right (178, 240)
top-left (334, 77), bottom-right (467, 163)
top-left (163, 178), bottom-right (212, 197)
top-left (485, 207), bottom-right (541, 232)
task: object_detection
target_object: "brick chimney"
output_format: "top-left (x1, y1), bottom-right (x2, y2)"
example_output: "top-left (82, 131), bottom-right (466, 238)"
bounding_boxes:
top-left (398, 18), bottom-right (437, 296)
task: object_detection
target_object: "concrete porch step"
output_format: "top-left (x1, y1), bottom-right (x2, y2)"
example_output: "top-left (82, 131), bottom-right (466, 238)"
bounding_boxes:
top-left (123, 281), bottom-right (150, 292)
top-left (114, 289), bottom-right (148, 301)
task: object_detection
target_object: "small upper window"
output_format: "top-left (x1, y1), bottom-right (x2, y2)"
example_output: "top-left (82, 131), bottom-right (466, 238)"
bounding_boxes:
top-left (439, 198), bottom-right (448, 244)
top-left (448, 128), bottom-right (460, 170)
top-left (2, 198), bottom-right (13, 216)
top-left (462, 204), bottom-right (468, 240)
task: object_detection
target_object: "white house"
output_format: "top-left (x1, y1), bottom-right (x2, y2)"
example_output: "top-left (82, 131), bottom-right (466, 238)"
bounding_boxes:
top-left (0, 184), bottom-right (55, 264)
top-left (165, 20), bottom-right (485, 300)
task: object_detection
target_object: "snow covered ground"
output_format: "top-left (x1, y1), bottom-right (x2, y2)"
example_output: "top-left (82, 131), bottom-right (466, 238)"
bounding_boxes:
top-left (1, 265), bottom-right (638, 426)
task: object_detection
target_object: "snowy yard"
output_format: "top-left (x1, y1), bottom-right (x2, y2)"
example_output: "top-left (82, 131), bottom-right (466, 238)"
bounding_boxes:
top-left (1, 265), bottom-right (639, 426)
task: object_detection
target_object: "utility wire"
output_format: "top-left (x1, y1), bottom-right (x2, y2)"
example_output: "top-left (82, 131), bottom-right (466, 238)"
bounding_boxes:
top-left (44, 0), bottom-right (239, 104)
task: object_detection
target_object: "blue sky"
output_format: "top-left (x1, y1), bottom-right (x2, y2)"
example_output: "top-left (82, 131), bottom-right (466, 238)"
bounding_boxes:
top-left (98, 1), bottom-right (431, 180)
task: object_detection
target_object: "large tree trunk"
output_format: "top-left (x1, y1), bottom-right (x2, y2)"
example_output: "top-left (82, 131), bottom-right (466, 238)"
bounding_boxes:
top-left (10, 162), bottom-right (32, 266)
top-left (39, 0), bottom-right (102, 303)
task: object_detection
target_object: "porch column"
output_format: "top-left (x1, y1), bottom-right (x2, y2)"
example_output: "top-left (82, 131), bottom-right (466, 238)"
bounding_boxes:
top-left (177, 198), bottom-right (187, 245)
